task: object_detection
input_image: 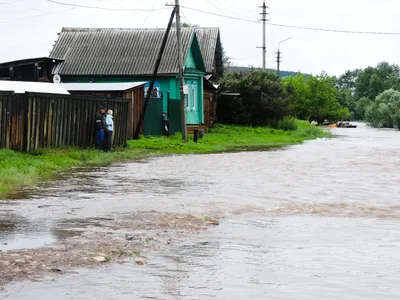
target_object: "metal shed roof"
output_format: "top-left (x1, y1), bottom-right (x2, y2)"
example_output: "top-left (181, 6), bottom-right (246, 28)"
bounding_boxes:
top-left (0, 80), bottom-right (70, 94)
top-left (61, 82), bottom-right (147, 92)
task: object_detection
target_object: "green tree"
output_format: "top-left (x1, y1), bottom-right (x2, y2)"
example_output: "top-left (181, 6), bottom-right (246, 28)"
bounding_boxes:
top-left (217, 71), bottom-right (290, 125)
top-left (365, 89), bottom-right (400, 128)
top-left (355, 62), bottom-right (400, 100)
top-left (283, 73), bottom-right (350, 123)
top-left (171, 22), bottom-right (199, 28)
top-left (282, 74), bottom-right (311, 120)
top-left (334, 70), bottom-right (359, 118)
top-left (336, 69), bottom-right (359, 91)
top-left (221, 44), bottom-right (231, 74)
top-left (354, 97), bottom-right (373, 120)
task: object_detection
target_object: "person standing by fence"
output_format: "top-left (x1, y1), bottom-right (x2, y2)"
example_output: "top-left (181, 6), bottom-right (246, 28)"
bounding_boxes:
top-left (104, 109), bottom-right (114, 152)
top-left (95, 106), bottom-right (107, 149)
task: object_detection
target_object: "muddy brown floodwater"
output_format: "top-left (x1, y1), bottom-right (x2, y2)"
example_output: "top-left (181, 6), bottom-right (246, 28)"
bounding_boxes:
top-left (1, 123), bottom-right (400, 299)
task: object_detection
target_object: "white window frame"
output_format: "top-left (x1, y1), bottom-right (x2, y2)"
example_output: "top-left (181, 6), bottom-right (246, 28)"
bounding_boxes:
top-left (192, 81), bottom-right (197, 111)
top-left (185, 82), bottom-right (190, 111)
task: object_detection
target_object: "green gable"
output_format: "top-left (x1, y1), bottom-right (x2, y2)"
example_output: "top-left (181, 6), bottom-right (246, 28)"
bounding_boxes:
top-left (184, 33), bottom-right (206, 75)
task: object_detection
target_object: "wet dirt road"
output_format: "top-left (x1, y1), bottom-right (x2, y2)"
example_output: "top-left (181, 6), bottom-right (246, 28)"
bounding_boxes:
top-left (1, 123), bottom-right (399, 299)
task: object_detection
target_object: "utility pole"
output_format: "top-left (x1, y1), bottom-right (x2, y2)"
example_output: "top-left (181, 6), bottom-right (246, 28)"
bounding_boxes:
top-left (133, 7), bottom-right (177, 140)
top-left (276, 37), bottom-right (292, 78)
top-left (276, 50), bottom-right (281, 77)
top-left (175, 0), bottom-right (188, 142)
top-left (258, 0), bottom-right (268, 71)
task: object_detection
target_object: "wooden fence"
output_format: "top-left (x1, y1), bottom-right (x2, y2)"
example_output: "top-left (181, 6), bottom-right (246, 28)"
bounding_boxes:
top-left (0, 92), bottom-right (130, 151)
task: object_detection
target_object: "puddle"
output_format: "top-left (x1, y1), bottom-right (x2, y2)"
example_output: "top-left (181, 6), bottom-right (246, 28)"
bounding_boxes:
top-left (1, 233), bottom-right (55, 251)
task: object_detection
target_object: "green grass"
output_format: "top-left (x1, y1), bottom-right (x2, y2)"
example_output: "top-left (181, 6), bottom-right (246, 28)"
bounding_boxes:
top-left (0, 121), bottom-right (330, 195)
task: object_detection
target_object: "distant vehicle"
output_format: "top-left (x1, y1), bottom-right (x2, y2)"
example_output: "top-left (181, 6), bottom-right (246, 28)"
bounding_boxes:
top-left (322, 119), bottom-right (330, 126)
top-left (329, 121), bottom-right (357, 128)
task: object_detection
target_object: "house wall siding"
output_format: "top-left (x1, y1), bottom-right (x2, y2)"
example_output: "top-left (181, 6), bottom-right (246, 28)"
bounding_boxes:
top-left (61, 74), bottom-right (204, 125)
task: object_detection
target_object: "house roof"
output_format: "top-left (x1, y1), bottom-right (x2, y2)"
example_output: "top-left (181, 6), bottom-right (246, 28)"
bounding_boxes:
top-left (0, 57), bottom-right (63, 68)
top-left (61, 81), bottom-right (146, 92)
top-left (50, 27), bottom-right (201, 76)
top-left (49, 27), bottom-right (222, 77)
top-left (194, 28), bottom-right (223, 76)
top-left (0, 80), bottom-right (70, 94)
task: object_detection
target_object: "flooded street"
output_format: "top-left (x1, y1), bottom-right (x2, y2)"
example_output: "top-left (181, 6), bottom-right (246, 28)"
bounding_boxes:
top-left (1, 123), bottom-right (400, 299)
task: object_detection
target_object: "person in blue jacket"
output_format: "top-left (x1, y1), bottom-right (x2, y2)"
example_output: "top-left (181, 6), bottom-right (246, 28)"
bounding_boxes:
top-left (94, 106), bottom-right (107, 149)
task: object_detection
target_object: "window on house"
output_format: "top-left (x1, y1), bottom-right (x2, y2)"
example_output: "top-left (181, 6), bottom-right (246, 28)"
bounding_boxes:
top-left (185, 82), bottom-right (190, 110)
top-left (192, 82), bottom-right (197, 111)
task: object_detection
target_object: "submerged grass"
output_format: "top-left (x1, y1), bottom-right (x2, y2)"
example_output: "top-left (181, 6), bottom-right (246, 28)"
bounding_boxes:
top-left (0, 121), bottom-right (330, 195)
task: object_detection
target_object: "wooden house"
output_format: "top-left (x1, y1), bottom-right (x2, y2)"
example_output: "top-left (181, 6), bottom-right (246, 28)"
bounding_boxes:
top-left (49, 27), bottom-right (223, 134)
top-left (0, 27), bottom-right (223, 136)
top-left (49, 27), bottom-right (204, 134)
top-left (194, 28), bottom-right (223, 129)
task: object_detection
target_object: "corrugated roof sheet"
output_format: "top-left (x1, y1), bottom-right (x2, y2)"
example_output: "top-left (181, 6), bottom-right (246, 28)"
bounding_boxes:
top-left (194, 28), bottom-right (221, 75)
top-left (50, 28), bottom-right (196, 76)
top-left (50, 27), bottom-right (222, 77)
top-left (0, 80), bottom-right (70, 95)
top-left (61, 81), bottom-right (146, 92)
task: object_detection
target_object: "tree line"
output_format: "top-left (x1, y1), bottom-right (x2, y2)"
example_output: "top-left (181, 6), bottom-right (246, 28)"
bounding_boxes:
top-left (217, 71), bottom-right (349, 127)
top-left (335, 61), bottom-right (400, 128)
top-left (217, 61), bottom-right (400, 129)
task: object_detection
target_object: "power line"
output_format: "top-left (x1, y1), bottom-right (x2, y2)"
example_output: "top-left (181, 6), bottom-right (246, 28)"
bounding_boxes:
top-left (217, 0), bottom-right (259, 14)
top-left (46, 0), bottom-right (168, 11)
top-left (268, 23), bottom-right (400, 35)
top-left (140, 0), bottom-right (159, 28)
top-left (185, 0), bottom-right (209, 19)
top-left (205, 0), bottom-right (258, 18)
top-left (181, 6), bottom-right (400, 36)
top-left (180, 9), bottom-right (193, 26)
top-left (0, 7), bottom-right (75, 24)
top-left (0, 0), bottom-right (24, 5)
top-left (181, 6), bottom-right (258, 23)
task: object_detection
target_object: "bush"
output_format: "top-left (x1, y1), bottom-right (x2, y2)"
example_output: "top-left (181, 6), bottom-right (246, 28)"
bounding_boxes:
top-left (275, 117), bottom-right (298, 131)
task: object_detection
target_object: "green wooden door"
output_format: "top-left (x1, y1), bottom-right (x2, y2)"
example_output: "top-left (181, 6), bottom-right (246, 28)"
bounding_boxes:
top-left (185, 80), bottom-right (200, 124)
top-left (144, 98), bottom-right (164, 136)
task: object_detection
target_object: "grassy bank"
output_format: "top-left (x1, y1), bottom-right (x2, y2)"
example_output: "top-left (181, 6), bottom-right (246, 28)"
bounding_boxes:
top-left (0, 121), bottom-right (329, 195)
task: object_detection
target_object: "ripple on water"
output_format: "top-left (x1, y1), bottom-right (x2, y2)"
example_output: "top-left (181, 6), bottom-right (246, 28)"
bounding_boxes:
top-left (1, 123), bottom-right (400, 298)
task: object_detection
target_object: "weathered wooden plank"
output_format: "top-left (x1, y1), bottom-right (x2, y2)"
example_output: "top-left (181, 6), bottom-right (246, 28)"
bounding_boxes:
top-left (56, 97), bottom-right (62, 147)
top-left (66, 96), bottom-right (72, 146)
top-left (21, 95), bottom-right (29, 151)
top-left (47, 97), bottom-right (53, 147)
top-left (0, 96), bottom-right (4, 148)
top-left (39, 97), bottom-right (45, 148)
top-left (5, 96), bottom-right (12, 149)
top-left (43, 96), bottom-right (49, 147)
top-left (73, 97), bottom-right (78, 146)
top-left (52, 97), bottom-right (58, 147)
top-left (35, 97), bottom-right (40, 150)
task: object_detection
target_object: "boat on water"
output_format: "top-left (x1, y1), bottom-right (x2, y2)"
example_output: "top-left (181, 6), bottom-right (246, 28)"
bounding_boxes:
top-left (329, 122), bottom-right (357, 128)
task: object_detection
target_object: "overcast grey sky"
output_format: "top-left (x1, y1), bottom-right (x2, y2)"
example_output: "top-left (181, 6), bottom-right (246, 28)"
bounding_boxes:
top-left (1, 0), bottom-right (399, 75)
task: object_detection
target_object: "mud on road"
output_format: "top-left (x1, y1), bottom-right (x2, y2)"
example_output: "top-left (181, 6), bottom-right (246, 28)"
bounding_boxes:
top-left (0, 212), bottom-right (221, 288)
